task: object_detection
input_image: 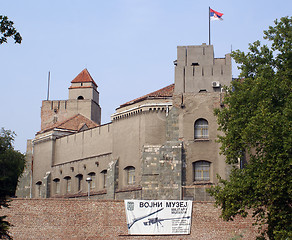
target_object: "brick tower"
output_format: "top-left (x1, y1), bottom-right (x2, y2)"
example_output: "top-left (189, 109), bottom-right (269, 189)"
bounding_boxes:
top-left (40, 69), bottom-right (101, 131)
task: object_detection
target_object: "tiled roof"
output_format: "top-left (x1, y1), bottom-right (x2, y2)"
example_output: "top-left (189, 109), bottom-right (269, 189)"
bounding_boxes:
top-left (71, 68), bottom-right (97, 87)
top-left (39, 114), bottom-right (98, 134)
top-left (68, 86), bottom-right (93, 89)
top-left (119, 84), bottom-right (174, 108)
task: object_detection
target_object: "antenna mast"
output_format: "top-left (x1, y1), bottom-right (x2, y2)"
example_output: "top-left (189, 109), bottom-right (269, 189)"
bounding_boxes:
top-left (47, 71), bottom-right (50, 100)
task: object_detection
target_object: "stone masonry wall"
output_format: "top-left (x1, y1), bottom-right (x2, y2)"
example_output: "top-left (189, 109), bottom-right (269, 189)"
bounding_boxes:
top-left (141, 142), bottom-right (182, 200)
top-left (3, 199), bottom-right (259, 240)
top-left (16, 140), bottom-right (33, 198)
top-left (141, 145), bottom-right (161, 200)
top-left (158, 142), bottom-right (182, 200)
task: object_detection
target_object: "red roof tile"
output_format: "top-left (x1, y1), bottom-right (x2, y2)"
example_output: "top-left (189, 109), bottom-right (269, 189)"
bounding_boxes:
top-left (71, 68), bottom-right (97, 87)
top-left (39, 114), bottom-right (98, 134)
top-left (119, 84), bottom-right (174, 108)
top-left (68, 86), bottom-right (93, 89)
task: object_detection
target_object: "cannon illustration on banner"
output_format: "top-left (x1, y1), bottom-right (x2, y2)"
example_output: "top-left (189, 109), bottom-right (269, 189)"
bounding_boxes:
top-left (127, 208), bottom-right (164, 229)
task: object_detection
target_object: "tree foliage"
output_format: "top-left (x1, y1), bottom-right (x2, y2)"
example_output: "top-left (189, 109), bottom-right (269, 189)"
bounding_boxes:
top-left (208, 17), bottom-right (292, 240)
top-left (0, 15), bottom-right (22, 44)
top-left (0, 128), bottom-right (25, 239)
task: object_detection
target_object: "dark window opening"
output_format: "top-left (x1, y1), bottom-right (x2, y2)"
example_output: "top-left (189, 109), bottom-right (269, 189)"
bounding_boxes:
top-left (36, 181), bottom-right (42, 197)
top-left (53, 178), bottom-right (60, 194)
top-left (88, 172), bottom-right (96, 189)
top-left (101, 170), bottom-right (107, 189)
top-left (191, 62), bottom-right (199, 66)
top-left (64, 176), bottom-right (71, 193)
top-left (199, 89), bottom-right (207, 93)
top-left (76, 174), bottom-right (83, 191)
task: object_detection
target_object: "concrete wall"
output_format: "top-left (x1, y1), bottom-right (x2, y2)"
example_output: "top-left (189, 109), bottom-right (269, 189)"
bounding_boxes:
top-left (32, 108), bottom-right (171, 200)
top-left (69, 82), bottom-right (100, 104)
top-left (68, 81), bottom-right (101, 124)
top-left (174, 44), bottom-right (231, 94)
top-left (54, 124), bottom-right (112, 165)
top-left (112, 110), bottom-right (168, 191)
top-left (51, 154), bottom-right (112, 197)
top-left (32, 136), bottom-right (55, 198)
top-left (32, 124), bottom-right (112, 198)
top-left (3, 199), bottom-right (260, 240)
top-left (173, 92), bottom-right (227, 186)
top-left (30, 109), bottom-right (172, 200)
top-left (144, 110), bottom-right (167, 145)
top-left (112, 112), bottom-right (145, 190)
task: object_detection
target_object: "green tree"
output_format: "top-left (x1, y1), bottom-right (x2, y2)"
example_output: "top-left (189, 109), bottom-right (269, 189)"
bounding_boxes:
top-left (208, 17), bottom-right (292, 240)
top-left (0, 15), bottom-right (22, 44)
top-left (0, 128), bottom-right (25, 239)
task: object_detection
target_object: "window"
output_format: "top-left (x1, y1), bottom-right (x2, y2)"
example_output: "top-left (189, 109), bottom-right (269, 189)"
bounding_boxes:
top-left (36, 181), bottom-right (42, 197)
top-left (76, 174), bottom-right (83, 191)
top-left (193, 161), bottom-right (210, 181)
top-left (125, 166), bottom-right (135, 185)
top-left (64, 176), bottom-right (71, 193)
top-left (77, 96), bottom-right (84, 100)
top-left (194, 119), bottom-right (208, 139)
top-left (101, 170), bottom-right (107, 189)
top-left (53, 178), bottom-right (60, 194)
top-left (88, 172), bottom-right (96, 189)
top-left (199, 89), bottom-right (207, 93)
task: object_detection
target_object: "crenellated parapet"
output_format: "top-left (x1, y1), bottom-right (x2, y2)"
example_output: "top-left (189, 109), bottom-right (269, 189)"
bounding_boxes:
top-left (174, 44), bottom-right (231, 94)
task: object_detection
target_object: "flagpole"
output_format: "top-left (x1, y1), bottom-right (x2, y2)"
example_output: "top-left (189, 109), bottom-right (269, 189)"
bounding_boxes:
top-left (209, 6), bottom-right (211, 45)
top-left (47, 71), bottom-right (50, 101)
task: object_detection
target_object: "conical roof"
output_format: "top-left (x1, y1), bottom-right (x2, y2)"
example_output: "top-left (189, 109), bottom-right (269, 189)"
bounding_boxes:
top-left (71, 68), bottom-right (97, 87)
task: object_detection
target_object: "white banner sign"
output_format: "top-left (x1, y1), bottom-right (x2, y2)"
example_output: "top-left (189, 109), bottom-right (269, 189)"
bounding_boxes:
top-left (124, 200), bottom-right (192, 235)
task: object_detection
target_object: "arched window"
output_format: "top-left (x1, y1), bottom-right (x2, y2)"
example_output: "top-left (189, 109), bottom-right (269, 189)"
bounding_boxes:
top-left (194, 119), bottom-right (208, 139)
top-left (77, 96), bottom-right (84, 100)
top-left (75, 174), bottom-right (83, 191)
top-left (88, 172), bottom-right (96, 189)
top-left (101, 170), bottom-right (107, 189)
top-left (36, 181), bottom-right (42, 197)
top-left (64, 176), bottom-right (71, 193)
top-left (53, 178), bottom-right (60, 194)
top-left (193, 161), bottom-right (210, 181)
top-left (124, 166), bottom-right (135, 185)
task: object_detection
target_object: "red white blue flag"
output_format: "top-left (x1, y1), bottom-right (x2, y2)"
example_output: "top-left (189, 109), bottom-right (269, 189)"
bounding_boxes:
top-left (210, 8), bottom-right (223, 21)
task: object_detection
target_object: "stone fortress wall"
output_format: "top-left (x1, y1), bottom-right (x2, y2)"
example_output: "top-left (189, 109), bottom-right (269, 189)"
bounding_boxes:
top-left (3, 199), bottom-right (259, 240)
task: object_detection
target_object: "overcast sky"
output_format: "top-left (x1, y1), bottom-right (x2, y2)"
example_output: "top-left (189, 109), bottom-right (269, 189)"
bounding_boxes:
top-left (1, 0), bottom-right (291, 153)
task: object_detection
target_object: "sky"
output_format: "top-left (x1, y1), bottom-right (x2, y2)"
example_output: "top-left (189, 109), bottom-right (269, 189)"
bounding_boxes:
top-left (1, 0), bottom-right (291, 153)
